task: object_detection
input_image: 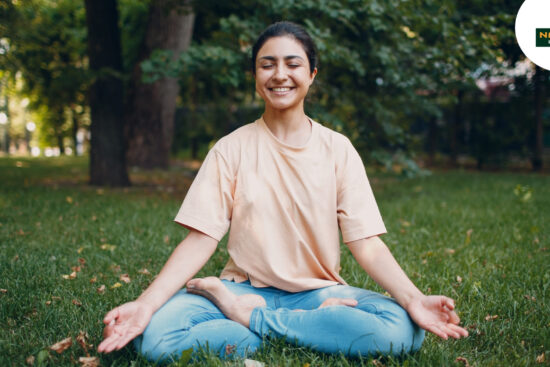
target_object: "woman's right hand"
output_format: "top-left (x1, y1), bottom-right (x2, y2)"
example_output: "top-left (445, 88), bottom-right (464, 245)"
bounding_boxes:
top-left (97, 301), bottom-right (154, 353)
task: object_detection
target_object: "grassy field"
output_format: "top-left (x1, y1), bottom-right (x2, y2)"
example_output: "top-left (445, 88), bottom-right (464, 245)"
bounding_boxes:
top-left (0, 156), bottom-right (548, 366)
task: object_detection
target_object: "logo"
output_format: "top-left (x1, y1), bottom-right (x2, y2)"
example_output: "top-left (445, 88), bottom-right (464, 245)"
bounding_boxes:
top-left (536, 28), bottom-right (550, 47)
top-left (516, 0), bottom-right (550, 69)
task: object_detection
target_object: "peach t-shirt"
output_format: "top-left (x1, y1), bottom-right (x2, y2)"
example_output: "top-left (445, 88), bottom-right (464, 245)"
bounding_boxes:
top-left (174, 117), bottom-right (386, 292)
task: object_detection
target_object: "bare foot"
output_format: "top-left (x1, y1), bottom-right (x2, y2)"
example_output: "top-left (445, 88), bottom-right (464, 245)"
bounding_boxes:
top-left (319, 297), bottom-right (358, 308)
top-left (187, 277), bottom-right (266, 327)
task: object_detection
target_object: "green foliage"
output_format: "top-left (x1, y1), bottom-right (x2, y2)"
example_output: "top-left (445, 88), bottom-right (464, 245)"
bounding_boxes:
top-left (142, 0), bottom-right (518, 167)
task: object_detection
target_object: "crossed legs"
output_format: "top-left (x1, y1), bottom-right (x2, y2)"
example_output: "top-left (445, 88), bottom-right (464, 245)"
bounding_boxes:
top-left (135, 278), bottom-right (424, 363)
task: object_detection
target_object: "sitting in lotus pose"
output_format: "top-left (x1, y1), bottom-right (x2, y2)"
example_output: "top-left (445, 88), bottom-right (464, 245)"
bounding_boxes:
top-left (98, 21), bottom-right (468, 363)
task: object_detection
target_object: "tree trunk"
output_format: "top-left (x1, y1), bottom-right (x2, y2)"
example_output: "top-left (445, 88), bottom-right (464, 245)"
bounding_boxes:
top-left (125, 0), bottom-right (195, 169)
top-left (84, 0), bottom-right (129, 186)
top-left (533, 65), bottom-right (545, 171)
top-left (427, 116), bottom-right (437, 166)
top-left (71, 107), bottom-right (79, 155)
top-left (449, 89), bottom-right (463, 168)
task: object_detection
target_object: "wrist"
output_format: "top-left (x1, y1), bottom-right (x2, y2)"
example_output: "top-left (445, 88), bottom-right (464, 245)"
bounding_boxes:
top-left (398, 289), bottom-right (425, 311)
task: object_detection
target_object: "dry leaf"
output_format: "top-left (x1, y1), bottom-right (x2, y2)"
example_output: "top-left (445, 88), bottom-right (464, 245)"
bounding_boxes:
top-left (524, 295), bottom-right (536, 301)
top-left (110, 282), bottom-right (122, 289)
top-left (138, 268), bottom-right (151, 275)
top-left (100, 244), bottom-right (116, 251)
top-left (0, 289), bottom-right (7, 294)
top-left (372, 360), bottom-right (385, 367)
top-left (455, 356), bottom-right (470, 367)
top-left (465, 229), bottom-right (473, 245)
top-left (77, 247), bottom-right (85, 254)
top-left (26, 355), bottom-right (35, 365)
top-left (163, 235), bottom-right (170, 244)
top-left (456, 276), bottom-right (463, 283)
top-left (119, 274), bottom-right (131, 283)
top-left (79, 356), bottom-right (100, 367)
top-left (90, 276), bottom-right (97, 284)
top-left (66, 196), bottom-right (73, 204)
top-left (78, 258), bottom-right (86, 265)
top-left (91, 215), bottom-right (97, 221)
top-left (72, 266), bottom-right (82, 272)
top-left (485, 314), bottom-right (498, 321)
top-left (45, 301), bottom-right (52, 306)
top-left (50, 337), bottom-right (72, 354)
top-left (97, 285), bottom-right (105, 294)
top-left (52, 296), bottom-right (61, 301)
top-left (62, 271), bottom-right (77, 280)
top-left (446, 248), bottom-right (456, 254)
top-left (76, 331), bottom-right (92, 353)
top-left (72, 299), bottom-right (82, 307)
top-left (244, 359), bottom-right (265, 367)
top-left (109, 264), bottom-right (121, 273)
top-left (536, 353), bottom-right (545, 363)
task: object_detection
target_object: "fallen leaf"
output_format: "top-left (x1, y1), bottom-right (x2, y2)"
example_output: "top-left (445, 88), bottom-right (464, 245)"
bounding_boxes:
top-left (50, 337), bottom-right (72, 354)
top-left (372, 360), bottom-right (385, 367)
top-left (446, 248), bottom-right (456, 254)
top-left (163, 235), bottom-right (170, 244)
top-left (52, 296), bottom-right (61, 301)
top-left (66, 196), bottom-right (73, 204)
top-left (62, 272), bottom-right (77, 280)
top-left (72, 266), bottom-right (82, 272)
top-left (96, 188), bottom-right (104, 195)
top-left (0, 289), bottom-right (7, 293)
top-left (45, 301), bottom-right (51, 306)
top-left (91, 215), bottom-right (97, 221)
top-left (138, 268), bottom-right (151, 275)
top-left (77, 247), bottom-right (85, 254)
top-left (455, 356), bottom-right (470, 367)
top-left (76, 331), bottom-right (92, 353)
top-left (244, 359), bottom-right (265, 367)
top-left (78, 258), bottom-right (86, 265)
top-left (26, 355), bottom-right (35, 365)
top-left (90, 276), bottom-right (97, 284)
top-left (524, 295), bottom-right (536, 301)
top-left (79, 356), bottom-right (100, 367)
top-left (100, 244), bottom-right (116, 251)
top-left (303, 364), bottom-right (310, 367)
top-left (119, 274), bottom-right (131, 283)
top-left (456, 276), bottom-right (462, 283)
top-left (97, 285), bottom-right (105, 294)
top-left (72, 299), bottom-right (82, 307)
top-left (111, 282), bottom-right (122, 289)
top-left (536, 353), bottom-right (545, 363)
top-left (400, 219), bottom-right (411, 227)
top-left (110, 264), bottom-right (121, 273)
top-left (465, 229), bottom-right (473, 245)
top-left (485, 314), bottom-right (498, 321)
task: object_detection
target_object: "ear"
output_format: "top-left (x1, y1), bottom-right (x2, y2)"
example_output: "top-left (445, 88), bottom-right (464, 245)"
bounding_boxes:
top-left (309, 67), bottom-right (318, 84)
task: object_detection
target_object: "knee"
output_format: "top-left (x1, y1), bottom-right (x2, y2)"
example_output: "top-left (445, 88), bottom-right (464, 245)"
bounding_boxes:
top-left (373, 307), bottom-right (425, 355)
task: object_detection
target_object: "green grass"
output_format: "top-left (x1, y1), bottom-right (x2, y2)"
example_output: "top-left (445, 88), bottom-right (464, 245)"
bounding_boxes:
top-left (1, 156), bottom-right (548, 366)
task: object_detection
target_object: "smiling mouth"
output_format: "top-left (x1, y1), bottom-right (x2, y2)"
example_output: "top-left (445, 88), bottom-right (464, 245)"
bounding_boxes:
top-left (269, 87), bottom-right (294, 92)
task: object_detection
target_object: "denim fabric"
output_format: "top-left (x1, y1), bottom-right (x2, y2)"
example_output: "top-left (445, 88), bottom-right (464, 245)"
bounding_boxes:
top-left (133, 280), bottom-right (424, 363)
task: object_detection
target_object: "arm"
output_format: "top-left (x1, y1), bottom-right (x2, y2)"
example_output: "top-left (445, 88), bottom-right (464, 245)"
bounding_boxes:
top-left (347, 235), bottom-right (468, 339)
top-left (98, 229), bottom-right (218, 353)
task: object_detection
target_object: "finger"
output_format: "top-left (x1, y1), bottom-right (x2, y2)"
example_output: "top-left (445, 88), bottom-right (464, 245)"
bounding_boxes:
top-left (426, 324), bottom-right (448, 340)
top-left (441, 296), bottom-right (455, 311)
top-left (448, 323), bottom-right (469, 337)
top-left (103, 307), bottom-right (120, 324)
top-left (98, 333), bottom-right (122, 353)
top-left (114, 332), bottom-right (138, 351)
top-left (440, 324), bottom-right (461, 339)
top-left (448, 310), bottom-right (461, 325)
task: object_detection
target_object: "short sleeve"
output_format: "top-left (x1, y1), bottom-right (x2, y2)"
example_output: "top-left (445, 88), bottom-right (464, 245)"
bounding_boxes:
top-left (174, 146), bottom-right (234, 241)
top-left (336, 139), bottom-right (387, 243)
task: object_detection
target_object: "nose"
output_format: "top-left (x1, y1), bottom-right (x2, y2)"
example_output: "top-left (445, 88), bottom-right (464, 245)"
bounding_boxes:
top-left (272, 64), bottom-right (287, 82)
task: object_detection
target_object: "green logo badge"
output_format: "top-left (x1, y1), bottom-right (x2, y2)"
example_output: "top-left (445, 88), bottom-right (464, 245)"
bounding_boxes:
top-left (536, 28), bottom-right (550, 47)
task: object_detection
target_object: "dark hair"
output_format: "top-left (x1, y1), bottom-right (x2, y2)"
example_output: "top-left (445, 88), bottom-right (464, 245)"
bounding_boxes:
top-left (251, 21), bottom-right (317, 75)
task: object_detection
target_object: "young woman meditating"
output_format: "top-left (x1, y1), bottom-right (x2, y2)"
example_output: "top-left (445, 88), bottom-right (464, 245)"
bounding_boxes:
top-left (98, 21), bottom-right (468, 363)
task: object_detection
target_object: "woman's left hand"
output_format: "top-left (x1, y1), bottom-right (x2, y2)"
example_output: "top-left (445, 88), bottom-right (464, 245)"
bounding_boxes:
top-left (406, 295), bottom-right (469, 339)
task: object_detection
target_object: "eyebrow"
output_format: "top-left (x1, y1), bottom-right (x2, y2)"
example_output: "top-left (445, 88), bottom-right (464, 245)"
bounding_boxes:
top-left (258, 55), bottom-right (305, 62)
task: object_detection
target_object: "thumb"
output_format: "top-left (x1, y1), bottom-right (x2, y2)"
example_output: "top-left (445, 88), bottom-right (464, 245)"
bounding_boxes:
top-left (103, 307), bottom-right (120, 325)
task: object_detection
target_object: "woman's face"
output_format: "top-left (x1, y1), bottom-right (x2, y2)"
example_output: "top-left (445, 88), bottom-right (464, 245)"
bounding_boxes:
top-left (254, 36), bottom-right (317, 112)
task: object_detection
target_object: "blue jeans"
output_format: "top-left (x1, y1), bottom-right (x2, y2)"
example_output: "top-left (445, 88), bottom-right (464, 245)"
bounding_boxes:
top-left (133, 280), bottom-right (425, 363)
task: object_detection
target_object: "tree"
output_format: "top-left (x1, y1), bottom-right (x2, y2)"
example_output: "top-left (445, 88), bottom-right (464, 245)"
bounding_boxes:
top-left (125, 0), bottom-right (195, 168)
top-left (84, 0), bottom-right (129, 186)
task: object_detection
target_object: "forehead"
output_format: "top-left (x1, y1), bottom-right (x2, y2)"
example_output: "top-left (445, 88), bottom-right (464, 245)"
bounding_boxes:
top-left (256, 36), bottom-right (307, 59)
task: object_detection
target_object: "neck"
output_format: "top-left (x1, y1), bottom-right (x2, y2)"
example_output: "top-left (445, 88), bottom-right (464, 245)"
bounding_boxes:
top-left (262, 105), bottom-right (311, 146)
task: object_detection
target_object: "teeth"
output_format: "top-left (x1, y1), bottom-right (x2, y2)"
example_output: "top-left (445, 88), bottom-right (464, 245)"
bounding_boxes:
top-left (272, 87), bottom-right (291, 92)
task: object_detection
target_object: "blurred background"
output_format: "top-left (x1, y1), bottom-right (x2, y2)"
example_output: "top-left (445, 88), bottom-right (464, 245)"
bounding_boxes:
top-left (0, 0), bottom-right (547, 185)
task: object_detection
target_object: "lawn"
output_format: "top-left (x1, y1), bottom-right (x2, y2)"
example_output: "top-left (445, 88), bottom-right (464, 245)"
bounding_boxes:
top-left (0, 156), bottom-right (548, 366)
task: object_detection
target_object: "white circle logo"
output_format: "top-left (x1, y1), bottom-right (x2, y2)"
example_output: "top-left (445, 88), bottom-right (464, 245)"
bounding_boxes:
top-left (516, 0), bottom-right (550, 70)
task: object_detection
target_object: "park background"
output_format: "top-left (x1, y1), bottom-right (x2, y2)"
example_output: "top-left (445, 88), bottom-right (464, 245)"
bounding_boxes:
top-left (0, 0), bottom-right (548, 366)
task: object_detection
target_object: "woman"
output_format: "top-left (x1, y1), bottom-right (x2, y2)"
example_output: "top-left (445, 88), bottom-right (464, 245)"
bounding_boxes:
top-left (98, 21), bottom-right (468, 363)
